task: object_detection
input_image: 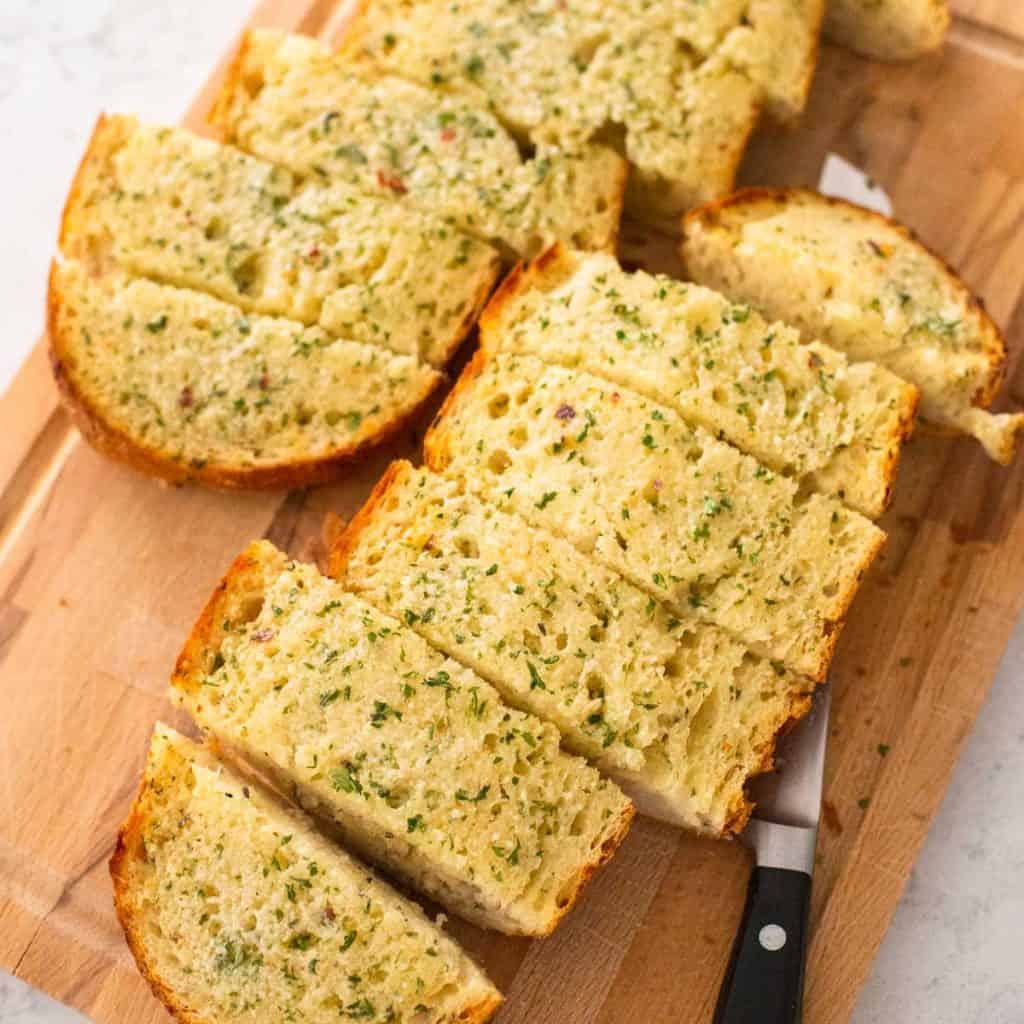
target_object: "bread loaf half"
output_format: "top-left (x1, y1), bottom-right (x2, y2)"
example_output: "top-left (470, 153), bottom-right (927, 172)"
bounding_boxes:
top-left (172, 541), bottom-right (633, 935)
top-left (111, 725), bottom-right (502, 1024)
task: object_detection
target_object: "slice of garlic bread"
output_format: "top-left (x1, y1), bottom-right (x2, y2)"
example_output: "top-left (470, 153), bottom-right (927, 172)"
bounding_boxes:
top-left (211, 30), bottom-right (626, 261)
top-left (481, 244), bottom-right (918, 518)
top-left (49, 260), bottom-right (441, 489)
top-left (61, 114), bottom-right (499, 366)
top-left (825, 0), bottom-right (950, 61)
top-left (682, 188), bottom-right (1024, 463)
top-left (331, 460), bottom-right (816, 835)
top-left (339, 0), bottom-right (823, 223)
top-left (424, 352), bottom-right (885, 681)
top-left (171, 541), bottom-right (633, 936)
top-left (111, 725), bottom-right (501, 1024)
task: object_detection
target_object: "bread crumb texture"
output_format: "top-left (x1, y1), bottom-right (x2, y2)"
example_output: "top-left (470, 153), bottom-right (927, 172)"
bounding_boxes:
top-left (172, 541), bottom-right (632, 936)
top-left (111, 725), bottom-right (501, 1024)
top-left (481, 245), bottom-right (917, 517)
top-left (213, 30), bottom-right (624, 261)
top-left (338, 0), bottom-right (823, 222)
top-left (424, 351), bottom-right (884, 680)
top-left (682, 189), bottom-right (1024, 463)
top-left (824, 0), bottom-right (949, 60)
top-left (50, 260), bottom-right (440, 486)
top-left (333, 461), bottom-right (814, 834)
top-left (62, 114), bottom-right (499, 365)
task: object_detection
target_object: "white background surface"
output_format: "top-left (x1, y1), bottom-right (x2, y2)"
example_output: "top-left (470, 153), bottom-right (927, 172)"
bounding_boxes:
top-left (1, 4), bottom-right (1022, 1022)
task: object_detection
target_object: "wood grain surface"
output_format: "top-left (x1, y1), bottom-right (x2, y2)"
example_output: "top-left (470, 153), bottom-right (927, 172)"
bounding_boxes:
top-left (2, 4), bottom-right (1024, 1023)
top-left (953, 0), bottom-right (1024, 41)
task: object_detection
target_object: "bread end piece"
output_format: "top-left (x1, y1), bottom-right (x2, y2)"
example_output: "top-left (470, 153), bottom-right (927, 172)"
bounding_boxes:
top-left (112, 724), bottom-right (503, 1024)
top-left (58, 112), bottom-right (136, 274)
top-left (681, 186), bottom-right (1019, 464)
top-left (48, 260), bottom-right (443, 490)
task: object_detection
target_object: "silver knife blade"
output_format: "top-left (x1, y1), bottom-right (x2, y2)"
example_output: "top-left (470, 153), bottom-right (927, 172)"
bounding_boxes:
top-left (742, 685), bottom-right (831, 876)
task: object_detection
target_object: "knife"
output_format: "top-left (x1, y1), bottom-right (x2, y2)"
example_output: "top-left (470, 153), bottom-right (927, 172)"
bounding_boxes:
top-left (713, 685), bottom-right (831, 1024)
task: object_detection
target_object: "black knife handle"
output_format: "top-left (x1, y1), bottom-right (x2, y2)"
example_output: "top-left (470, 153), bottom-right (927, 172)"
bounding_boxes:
top-left (713, 866), bottom-right (812, 1024)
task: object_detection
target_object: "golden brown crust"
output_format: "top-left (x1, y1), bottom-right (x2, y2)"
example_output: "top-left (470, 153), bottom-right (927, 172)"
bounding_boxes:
top-left (171, 542), bottom-right (269, 700)
top-left (47, 260), bottom-right (446, 490)
top-left (58, 114), bottom-right (127, 273)
top-left (334, 0), bottom-right (377, 62)
top-left (681, 186), bottom-right (1008, 410)
top-left (206, 32), bottom-right (260, 140)
top-left (110, 757), bottom-right (211, 1024)
top-left (721, 689), bottom-right (816, 836)
top-left (881, 380), bottom-right (921, 510)
top-left (806, 519), bottom-right (887, 683)
top-left (327, 460), bottom-right (411, 580)
top-left (477, 242), bottom-right (577, 348)
top-left (538, 800), bottom-right (635, 936)
top-left (820, 371), bottom-right (919, 520)
top-left (422, 346), bottom-right (493, 473)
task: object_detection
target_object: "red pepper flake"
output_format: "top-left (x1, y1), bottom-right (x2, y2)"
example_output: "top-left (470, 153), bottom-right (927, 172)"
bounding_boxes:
top-left (259, 374), bottom-right (270, 391)
top-left (555, 403), bottom-right (576, 421)
top-left (252, 628), bottom-right (275, 642)
top-left (377, 169), bottom-right (407, 194)
top-left (306, 246), bottom-right (321, 262)
top-left (178, 387), bottom-right (194, 408)
top-left (440, 127), bottom-right (456, 143)
top-left (611, 391), bottom-right (621, 403)
top-left (808, 351), bottom-right (824, 369)
top-left (323, 904), bottom-right (336, 923)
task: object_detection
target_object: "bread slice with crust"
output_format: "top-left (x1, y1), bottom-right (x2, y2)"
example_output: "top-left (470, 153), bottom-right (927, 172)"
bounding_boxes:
top-left (331, 460), bottom-right (816, 836)
top-left (338, 0), bottom-right (824, 224)
top-left (423, 351), bottom-right (885, 681)
top-left (49, 260), bottom-right (441, 489)
top-left (210, 30), bottom-right (626, 262)
top-left (171, 540), bottom-right (633, 936)
top-left (61, 113), bottom-right (499, 366)
top-left (111, 725), bottom-right (502, 1024)
top-left (825, 0), bottom-right (950, 61)
top-left (480, 243), bottom-right (918, 518)
top-left (682, 188), bottom-right (1024, 463)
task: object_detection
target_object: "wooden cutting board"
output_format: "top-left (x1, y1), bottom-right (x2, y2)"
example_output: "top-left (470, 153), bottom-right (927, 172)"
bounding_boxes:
top-left (2, 3), bottom-right (1023, 1022)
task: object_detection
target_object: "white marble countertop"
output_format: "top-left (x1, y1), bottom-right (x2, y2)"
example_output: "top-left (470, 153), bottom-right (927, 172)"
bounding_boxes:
top-left (1, 4), bottom-right (1022, 1022)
